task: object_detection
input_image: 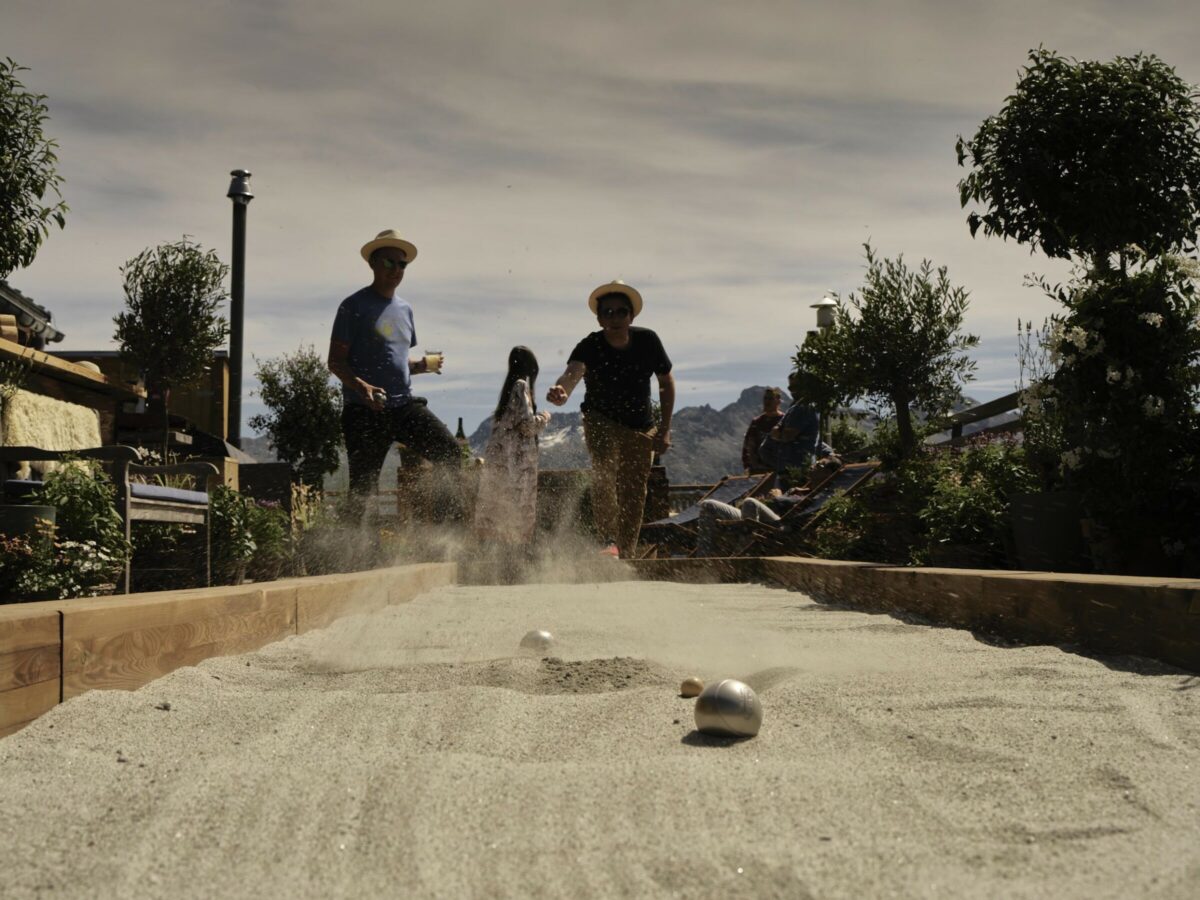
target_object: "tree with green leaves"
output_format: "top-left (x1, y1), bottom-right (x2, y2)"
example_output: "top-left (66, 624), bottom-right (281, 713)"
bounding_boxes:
top-left (249, 345), bottom-right (343, 487)
top-left (797, 244), bottom-right (978, 459)
top-left (0, 58), bottom-right (67, 277)
top-left (114, 238), bottom-right (229, 447)
top-left (959, 48), bottom-right (1200, 574)
top-left (957, 48), bottom-right (1200, 263)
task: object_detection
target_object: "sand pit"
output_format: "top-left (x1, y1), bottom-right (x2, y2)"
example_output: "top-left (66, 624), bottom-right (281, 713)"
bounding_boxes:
top-left (3, 580), bottom-right (1198, 898)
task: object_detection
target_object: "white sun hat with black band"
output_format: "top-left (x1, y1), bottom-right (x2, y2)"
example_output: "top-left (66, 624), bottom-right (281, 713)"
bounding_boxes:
top-left (361, 229), bottom-right (418, 263)
top-left (588, 279), bottom-right (643, 316)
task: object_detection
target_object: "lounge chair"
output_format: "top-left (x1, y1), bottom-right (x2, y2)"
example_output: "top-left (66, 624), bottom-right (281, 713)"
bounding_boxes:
top-left (730, 461), bottom-right (880, 557)
top-left (638, 472), bottom-right (774, 555)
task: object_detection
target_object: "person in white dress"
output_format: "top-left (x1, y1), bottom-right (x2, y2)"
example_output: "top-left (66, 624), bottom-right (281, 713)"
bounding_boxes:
top-left (473, 346), bottom-right (551, 546)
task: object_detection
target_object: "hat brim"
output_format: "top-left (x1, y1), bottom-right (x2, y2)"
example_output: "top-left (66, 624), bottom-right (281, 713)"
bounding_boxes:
top-left (588, 282), bottom-right (643, 317)
top-left (361, 236), bottom-right (418, 263)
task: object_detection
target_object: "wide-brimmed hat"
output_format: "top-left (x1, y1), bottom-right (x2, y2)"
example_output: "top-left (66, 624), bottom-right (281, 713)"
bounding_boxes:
top-left (588, 280), bottom-right (643, 316)
top-left (360, 229), bottom-right (418, 264)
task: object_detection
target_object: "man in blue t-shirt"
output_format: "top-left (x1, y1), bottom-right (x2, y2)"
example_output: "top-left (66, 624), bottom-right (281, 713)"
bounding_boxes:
top-left (327, 229), bottom-right (460, 520)
top-left (546, 280), bottom-right (675, 558)
top-left (758, 369), bottom-right (836, 488)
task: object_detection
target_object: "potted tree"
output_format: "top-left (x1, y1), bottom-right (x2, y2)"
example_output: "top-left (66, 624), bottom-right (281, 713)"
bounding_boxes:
top-left (249, 345), bottom-right (343, 489)
top-left (113, 238), bottom-right (230, 457)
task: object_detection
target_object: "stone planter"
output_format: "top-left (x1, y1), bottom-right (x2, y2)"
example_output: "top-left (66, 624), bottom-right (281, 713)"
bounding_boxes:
top-left (1010, 491), bottom-right (1089, 572)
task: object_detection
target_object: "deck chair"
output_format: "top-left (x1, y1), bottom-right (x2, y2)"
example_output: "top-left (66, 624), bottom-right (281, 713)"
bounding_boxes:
top-left (731, 461), bottom-right (880, 557)
top-left (638, 472), bottom-right (774, 556)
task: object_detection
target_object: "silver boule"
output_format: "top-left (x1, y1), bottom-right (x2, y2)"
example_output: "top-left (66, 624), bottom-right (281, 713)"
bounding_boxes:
top-left (519, 629), bottom-right (554, 652)
top-left (694, 678), bottom-right (763, 738)
top-left (680, 676), bottom-right (704, 698)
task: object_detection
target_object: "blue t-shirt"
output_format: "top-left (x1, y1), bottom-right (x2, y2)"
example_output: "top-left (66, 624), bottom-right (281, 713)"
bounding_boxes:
top-left (330, 287), bottom-right (417, 407)
top-left (757, 402), bottom-right (833, 472)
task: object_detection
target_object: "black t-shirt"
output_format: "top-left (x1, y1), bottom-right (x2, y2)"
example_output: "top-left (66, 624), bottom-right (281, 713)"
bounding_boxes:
top-left (568, 326), bottom-right (672, 430)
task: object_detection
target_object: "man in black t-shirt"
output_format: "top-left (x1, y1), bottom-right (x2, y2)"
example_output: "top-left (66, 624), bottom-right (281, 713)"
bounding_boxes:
top-left (547, 280), bottom-right (674, 558)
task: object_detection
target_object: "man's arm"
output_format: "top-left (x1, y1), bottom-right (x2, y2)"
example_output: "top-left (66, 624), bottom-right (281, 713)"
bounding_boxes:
top-left (328, 339), bottom-right (383, 410)
top-left (741, 422), bottom-right (757, 470)
top-left (772, 406), bottom-right (818, 444)
top-left (546, 361), bottom-right (586, 406)
top-left (653, 371), bottom-right (675, 454)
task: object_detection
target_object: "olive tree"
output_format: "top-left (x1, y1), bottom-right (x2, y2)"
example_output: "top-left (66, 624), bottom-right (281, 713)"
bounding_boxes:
top-left (114, 238), bottom-right (229, 448)
top-left (0, 58), bottom-right (67, 277)
top-left (797, 244), bottom-right (978, 458)
top-left (957, 49), bottom-right (1200, 263)
top-left (249, 345), bottom-right (343, 487)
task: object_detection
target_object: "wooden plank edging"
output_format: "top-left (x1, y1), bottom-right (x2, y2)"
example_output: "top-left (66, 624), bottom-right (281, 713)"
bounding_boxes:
top-left (0, 606), bottom-right (61, 737)
top-left (628, 557), bottom-right (1200, 673)
top-left (0, 563), bottom-right (456, 737)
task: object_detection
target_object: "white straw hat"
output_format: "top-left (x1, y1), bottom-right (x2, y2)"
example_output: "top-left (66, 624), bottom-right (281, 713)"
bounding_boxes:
top-left (588, 280), bottom-right (643, 316)
top-left (360, 229), bottom-right (418, 263)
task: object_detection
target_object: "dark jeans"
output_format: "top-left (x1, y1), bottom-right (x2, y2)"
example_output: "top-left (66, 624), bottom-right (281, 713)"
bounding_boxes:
top-left (341, 401), bottom-right (462, 521)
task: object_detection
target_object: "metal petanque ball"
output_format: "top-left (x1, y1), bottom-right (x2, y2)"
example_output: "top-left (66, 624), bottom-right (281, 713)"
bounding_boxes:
top-left (694, 679), bottom-right (763, 738)
top-left (680, 676), bottom-right (704, 698)
top-left (519, 629), bottom-right (554, 653)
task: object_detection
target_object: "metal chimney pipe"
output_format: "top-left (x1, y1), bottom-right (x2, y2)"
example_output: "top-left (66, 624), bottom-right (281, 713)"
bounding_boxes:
top-left (226, 169), bottom-right (254, 448)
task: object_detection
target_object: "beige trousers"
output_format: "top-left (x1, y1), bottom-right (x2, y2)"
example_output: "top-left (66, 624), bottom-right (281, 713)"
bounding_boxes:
top-left (583, 413), bottom-right (656, 558)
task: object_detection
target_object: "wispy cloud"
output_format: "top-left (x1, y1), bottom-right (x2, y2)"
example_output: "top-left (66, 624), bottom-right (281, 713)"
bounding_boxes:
top-left (6, 0), bottom-right (1198, 432)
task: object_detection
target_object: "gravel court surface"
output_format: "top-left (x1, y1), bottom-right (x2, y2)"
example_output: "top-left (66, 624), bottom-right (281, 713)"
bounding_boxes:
top-left (2, 580), bottom-right (1198, 899)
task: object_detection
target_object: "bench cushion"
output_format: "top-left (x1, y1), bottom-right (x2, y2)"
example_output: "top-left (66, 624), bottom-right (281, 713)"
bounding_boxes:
top-left (129, 483), bottom-right (209, 505)
top-left (6, 479), bottom-right (208, 505)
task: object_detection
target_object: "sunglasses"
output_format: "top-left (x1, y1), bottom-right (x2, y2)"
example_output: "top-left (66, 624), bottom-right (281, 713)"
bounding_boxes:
top-left (598, 306), bottom-right (631, 319)
top-left (377, 257), bottom-right (408, 272)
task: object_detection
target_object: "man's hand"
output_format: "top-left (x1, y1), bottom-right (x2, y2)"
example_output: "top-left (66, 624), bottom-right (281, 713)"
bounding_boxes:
top-left (546, 384), bottom-right (569, 406)
top-left (652, 429), bottom-right (672, 455)
top-left (357, 379), bottom-right (385, 411)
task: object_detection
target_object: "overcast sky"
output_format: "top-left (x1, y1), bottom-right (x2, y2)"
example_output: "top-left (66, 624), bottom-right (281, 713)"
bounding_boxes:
top-left (6, 0), bottom-right (1199, 435)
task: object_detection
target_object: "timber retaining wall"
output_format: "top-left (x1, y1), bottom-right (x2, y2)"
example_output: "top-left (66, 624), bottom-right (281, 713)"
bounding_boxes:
top-left (627, 557), bottom-right (1200, 673)
top-left (0, 563), bottom-right (455, 738)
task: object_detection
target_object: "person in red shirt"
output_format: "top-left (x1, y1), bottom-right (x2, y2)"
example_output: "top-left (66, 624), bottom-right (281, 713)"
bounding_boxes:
top-left (742, 387), bottom-right (783, 473)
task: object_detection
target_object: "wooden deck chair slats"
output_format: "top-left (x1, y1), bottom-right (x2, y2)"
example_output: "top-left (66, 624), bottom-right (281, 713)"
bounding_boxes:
top-left (638, 472), bottom-right (773, 555)
top-left (733, 462), bottom-right (880, 557)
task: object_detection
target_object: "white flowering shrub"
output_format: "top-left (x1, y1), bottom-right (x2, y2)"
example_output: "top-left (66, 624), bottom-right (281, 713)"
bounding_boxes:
top-left (1037, 255), bottom-right (1200, 572)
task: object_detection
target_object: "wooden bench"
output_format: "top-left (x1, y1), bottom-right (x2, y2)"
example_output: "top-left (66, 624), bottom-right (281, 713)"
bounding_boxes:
top-left (0, 445), bottom-right (219, 593)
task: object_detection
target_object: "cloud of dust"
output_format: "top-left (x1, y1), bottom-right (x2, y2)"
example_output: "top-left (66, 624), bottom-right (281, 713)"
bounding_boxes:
top-left (302, 475), bottom-right (928, 684)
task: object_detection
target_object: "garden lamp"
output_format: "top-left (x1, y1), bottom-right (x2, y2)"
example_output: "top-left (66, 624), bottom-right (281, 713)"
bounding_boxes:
top-left (811, 296), bottom-right (837, 330)
top-left (226, 169), bottom-right (253, 448)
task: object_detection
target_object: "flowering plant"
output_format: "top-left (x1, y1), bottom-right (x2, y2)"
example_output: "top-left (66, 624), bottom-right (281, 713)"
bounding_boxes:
top-left (1, 528), bottom-right (124, 602)
top-left (1035, 254), bottom-right (1200, 572)
top-left (19, 461), bottom-right (130, 597)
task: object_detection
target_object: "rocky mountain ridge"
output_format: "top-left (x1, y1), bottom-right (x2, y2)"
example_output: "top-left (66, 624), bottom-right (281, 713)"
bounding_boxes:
top-left (242, 387), bottom-right (1017, 488)
top-left (468, 386), bottom-right (780, 484)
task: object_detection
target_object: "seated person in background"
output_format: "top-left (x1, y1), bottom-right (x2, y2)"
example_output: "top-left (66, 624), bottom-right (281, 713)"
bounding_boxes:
top-left (696, 489), bottom-right (804, 557)
top-left (758, 370), bottom-right (838, 488)
top-left (741, 387), bottom-right (784, 474)
top-left (695, 452), bottom-right (844, 557)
